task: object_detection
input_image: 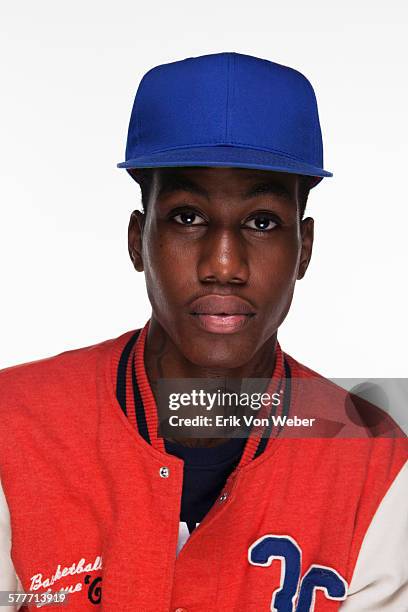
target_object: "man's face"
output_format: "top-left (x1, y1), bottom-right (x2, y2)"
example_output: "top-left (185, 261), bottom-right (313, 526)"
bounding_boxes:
top-left (129, 167), bottom-right (314, 369)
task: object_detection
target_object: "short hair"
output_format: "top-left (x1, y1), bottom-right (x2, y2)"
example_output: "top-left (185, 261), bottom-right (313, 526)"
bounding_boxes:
top-left (129, 168), bottom-right (313, 219)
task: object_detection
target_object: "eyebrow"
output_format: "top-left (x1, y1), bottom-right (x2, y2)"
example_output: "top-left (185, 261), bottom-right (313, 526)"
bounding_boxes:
top-left (243, 181), bottom-right (294, 202)
top-left (157, 175), bottom-right (208, 199)
top-left (157, 174), bottom-right (293, 202)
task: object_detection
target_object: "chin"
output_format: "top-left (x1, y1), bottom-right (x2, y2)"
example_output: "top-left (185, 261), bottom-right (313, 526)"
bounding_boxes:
top-left (178, 331), bottom-right (259, 370)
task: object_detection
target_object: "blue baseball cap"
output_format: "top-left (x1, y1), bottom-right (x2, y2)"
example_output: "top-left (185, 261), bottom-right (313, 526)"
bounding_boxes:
top-left (117, 52), bottom-right (332, 186)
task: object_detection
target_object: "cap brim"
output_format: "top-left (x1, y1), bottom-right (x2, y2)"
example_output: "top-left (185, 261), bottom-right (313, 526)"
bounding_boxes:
top-left (117, 145), bottom-right (332, 186)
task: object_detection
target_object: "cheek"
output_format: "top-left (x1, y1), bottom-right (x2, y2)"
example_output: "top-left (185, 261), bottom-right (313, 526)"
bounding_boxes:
top-left (250, 237), bottom-right (301, 316)
top-left (252, 231), bottom-right (300, 284)
top-left (142, 230), bottom-right (196, 311)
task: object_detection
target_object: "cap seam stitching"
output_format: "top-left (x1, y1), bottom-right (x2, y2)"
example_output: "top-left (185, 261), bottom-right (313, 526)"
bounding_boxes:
top-left (225, 53), bottom-right (232, 141)
top-left (121, 142), bottom-right (316, 165)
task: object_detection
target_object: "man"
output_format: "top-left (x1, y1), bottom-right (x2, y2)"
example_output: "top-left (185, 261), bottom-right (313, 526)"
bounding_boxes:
top-left (0, 52), bottom-right (407, 611)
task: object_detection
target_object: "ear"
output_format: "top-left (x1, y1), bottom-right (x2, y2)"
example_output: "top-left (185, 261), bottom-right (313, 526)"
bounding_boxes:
top-left (297, 217), bottom-right (314, 280)
top-left (128, 210), bottom-right (145, 272)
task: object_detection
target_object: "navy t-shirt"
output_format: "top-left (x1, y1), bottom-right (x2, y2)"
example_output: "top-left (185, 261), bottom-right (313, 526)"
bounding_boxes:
top-left (164, 437), bottom-right (247, 534)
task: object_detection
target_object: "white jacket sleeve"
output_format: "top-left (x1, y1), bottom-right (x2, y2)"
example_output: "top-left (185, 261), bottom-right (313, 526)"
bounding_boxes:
top-left (0, 476), bottom-right (22, 611)
top-left (340, 461), bottom-right (408, 611)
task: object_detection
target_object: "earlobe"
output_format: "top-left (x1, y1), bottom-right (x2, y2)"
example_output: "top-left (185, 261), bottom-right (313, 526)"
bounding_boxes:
top-left (297, 217), bottom-right (314, 280)
top-left (128, 210), bottom-right (145, 272)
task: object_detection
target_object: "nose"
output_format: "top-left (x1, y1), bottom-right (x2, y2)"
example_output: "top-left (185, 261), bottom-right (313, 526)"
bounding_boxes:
top-left (197, 228), bottom-right (249, 285)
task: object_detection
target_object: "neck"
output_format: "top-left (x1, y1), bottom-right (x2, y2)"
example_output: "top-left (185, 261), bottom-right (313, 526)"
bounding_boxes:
top-left (143, 317), bottom-right (278, 448)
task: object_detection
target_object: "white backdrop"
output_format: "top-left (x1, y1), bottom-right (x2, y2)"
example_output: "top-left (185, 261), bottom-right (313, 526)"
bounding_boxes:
top-left (1, 1), bottom-right (407, 376)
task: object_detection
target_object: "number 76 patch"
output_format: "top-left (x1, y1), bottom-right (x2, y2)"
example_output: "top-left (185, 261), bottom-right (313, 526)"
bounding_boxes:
top-left (249, 535), bottom-right (347, 611)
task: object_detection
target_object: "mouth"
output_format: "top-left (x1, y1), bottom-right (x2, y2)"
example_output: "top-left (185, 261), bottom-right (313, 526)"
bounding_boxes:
top-left (191, 313), bottom-right (254, 334)
top-left (189, 295), bottom-right (256, 335)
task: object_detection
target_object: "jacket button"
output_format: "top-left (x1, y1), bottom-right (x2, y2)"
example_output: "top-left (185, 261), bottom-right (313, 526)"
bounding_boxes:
top-left (174, 608), bottom-right (187, 612)
top-left (218, 492), bottom-right (228, 502)
top-left (159, 466), bottom-right (170, 478)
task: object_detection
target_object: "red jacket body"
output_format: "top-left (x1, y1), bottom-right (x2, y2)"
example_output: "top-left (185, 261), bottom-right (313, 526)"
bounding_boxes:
top-left (0, 327), bottom-right (406, 611)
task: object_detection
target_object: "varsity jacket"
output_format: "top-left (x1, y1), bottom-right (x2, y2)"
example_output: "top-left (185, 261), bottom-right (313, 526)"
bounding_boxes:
top-left (0, 322), bottom-right (407, 611)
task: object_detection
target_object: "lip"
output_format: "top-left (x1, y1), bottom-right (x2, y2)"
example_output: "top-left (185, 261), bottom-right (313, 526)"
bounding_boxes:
top-left (189, 295), bottom-right (256, 334)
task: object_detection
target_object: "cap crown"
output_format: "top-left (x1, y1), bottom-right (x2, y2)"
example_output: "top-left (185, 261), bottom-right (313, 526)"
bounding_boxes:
top-left (120, 52), bottom-right (330, 180)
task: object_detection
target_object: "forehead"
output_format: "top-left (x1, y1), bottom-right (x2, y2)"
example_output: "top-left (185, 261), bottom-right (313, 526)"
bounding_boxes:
top-left (153, 166), bottom-right (299, 201)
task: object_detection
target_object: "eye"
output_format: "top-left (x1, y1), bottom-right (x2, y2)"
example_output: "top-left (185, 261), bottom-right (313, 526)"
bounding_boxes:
top-left (171, 211), bottom-right (206, 226)
top-left (243, 214), bottom-right (278, 232)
